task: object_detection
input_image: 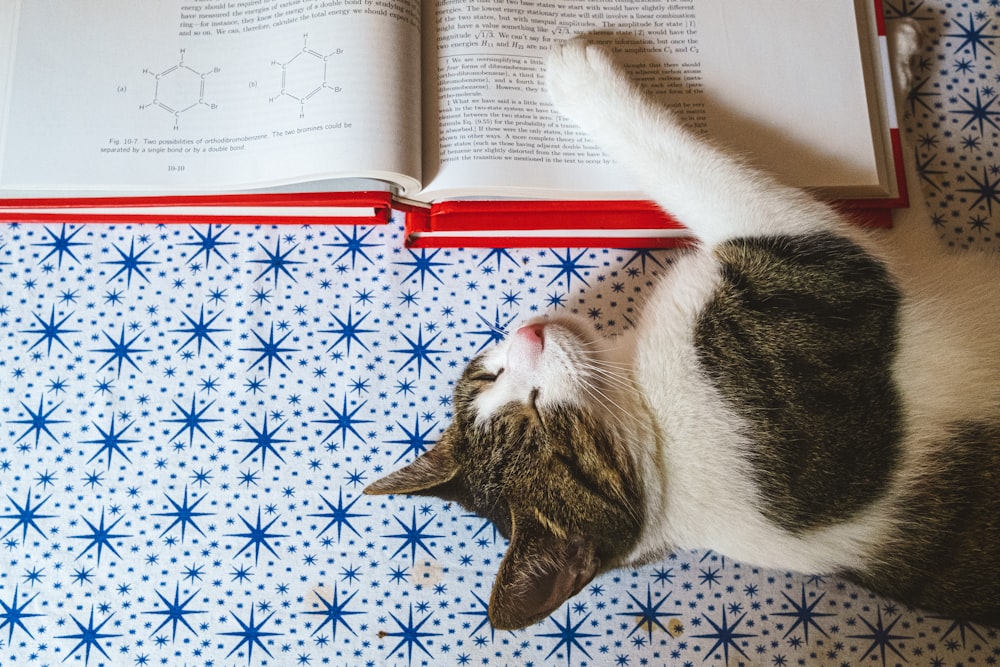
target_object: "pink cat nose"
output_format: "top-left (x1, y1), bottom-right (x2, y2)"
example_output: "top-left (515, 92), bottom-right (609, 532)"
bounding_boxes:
top-left (515, 323), bottom-right (545, 347)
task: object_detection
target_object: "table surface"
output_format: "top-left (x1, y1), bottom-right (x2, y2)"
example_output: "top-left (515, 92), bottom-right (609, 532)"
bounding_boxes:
top-left (1, 2), bottom-right (999, 666)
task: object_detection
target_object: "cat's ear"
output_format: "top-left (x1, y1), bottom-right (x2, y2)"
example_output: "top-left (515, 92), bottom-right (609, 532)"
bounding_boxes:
top-left (364, 427), bottom-right (462, 498)
top-left (489, 516), bottom-right (600, 630)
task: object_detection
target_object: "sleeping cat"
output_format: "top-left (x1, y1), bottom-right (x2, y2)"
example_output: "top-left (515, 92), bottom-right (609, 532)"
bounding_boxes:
top-left (366, 23), bottom-right (1000, 630)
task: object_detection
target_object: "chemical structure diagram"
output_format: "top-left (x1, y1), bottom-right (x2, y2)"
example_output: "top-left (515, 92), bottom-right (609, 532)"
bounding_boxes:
top-left (140, 49), bottom-right (219, 130)
top-left (270, 34), bottom-right (343, 118)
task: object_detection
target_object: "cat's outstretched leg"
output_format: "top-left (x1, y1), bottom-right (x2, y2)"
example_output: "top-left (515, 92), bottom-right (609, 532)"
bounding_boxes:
top-left (546, 38), bottom-right (845, 247)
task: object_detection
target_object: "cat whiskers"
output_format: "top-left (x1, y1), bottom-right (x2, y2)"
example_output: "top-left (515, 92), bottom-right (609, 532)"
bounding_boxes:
top-left (579, 358), bottom-right (638, 403)
top-left (580, 385), bottom-right (634, 437)
top-left (573, 372), bottom-right (646, 529)
top-left (575, 358), bottom-right (648, 526)
top-left (576, 366), bottom-right (640, 437)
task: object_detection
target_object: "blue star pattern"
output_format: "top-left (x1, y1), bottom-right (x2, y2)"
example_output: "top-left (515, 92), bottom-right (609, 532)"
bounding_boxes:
top-left (893, 0), bottom-right (1000, 248)
top-left (0, 4), bottom-right (998, 666)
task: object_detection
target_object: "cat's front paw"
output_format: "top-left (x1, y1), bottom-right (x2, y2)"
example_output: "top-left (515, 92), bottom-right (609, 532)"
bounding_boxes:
top-left (546, 38), bottom-right (628, 130)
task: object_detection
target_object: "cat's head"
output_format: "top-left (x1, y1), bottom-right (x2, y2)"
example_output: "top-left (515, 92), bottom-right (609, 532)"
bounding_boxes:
top-left (365, 317), bottom-right (644, 629)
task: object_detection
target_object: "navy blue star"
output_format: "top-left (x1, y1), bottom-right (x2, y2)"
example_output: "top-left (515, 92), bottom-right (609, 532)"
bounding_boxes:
top-left (164, 394), bottom-right (222, 447)
top-left (93, 324), bottom-right (151, 378)
top-left (619, 586), bottom-right (681, 643)
top-left (969, 213), bottom-right (992, 234)
top-left (959, 166), bottom-right (1000, 215)
top-left (953, 88), bottom-right (1000, 136)
top-left (884, 0), bottom-right (927, 19)
top-left (153, 486), bottom-right (212, 542)
top-left (242, 322), bottom-right (299, 376)
top-left (699, 566), bottom-right (722, 588)
top-left (946, 13), bottom-right (997, 59)
top-left (396, 248), bottom-right (448, 289)
top-left (172, 305), bottom-right (229, 354)
top-left (11, 396), bottom-right (67, 448)
top-left (22, 305), bottom-right (78, 355)
top-left (385, 507), bottom-right (442, 564)
top-left (104, 237), bottom-right (156, 287)
top-left (546, 291), bottom-right (566, 309)
top-left (228, 507), bottom-right (288, 564)
top-left (847, 607), bottom-right (912, 667)
top-left (311, 488), bottom-right (368, 541)
top-left (537, 607), bottom-right (599, 664)
top-left (236, 415), bottom-right (291, 467)
top-left (219, 607), bottom-right (282, 663)
top-left (82, 415), bottom-right (137, 469)
top-left (621, 248), bottom-right (666, 273)
top-left (315, 396), bottom-right (373, 449)
top-left (328, 225), bottom-right (378, 268)
top-left (33, 223), bottom-right (88, 268)
top-left (0, 585), bottom-right (42, 644)
top-left (321, 306), bottom-right (376, 355)
top-left (772, 584), bottom-right (834, 645)
top-left (459, 592), bottom-right (496, 639)
top-left (468, 514), bottom-right (501, 545)
top-left (143, 583), bottom-right (205, 641)
top-left (386, 416), bottom-right (438, 464)
top-left (56, 606), bottom-right (123, 667)
top-left (305, 583), bottom-right (363, 639)
top-left (183, 223), bottom-right (234, 269)
top-left (390, 328), bottom-right (444, 377)
top-left (691, 608), bottom-right (756, 666)
top-left (906, 77), bottom-right (938, 115)
top-left (383, 603), bottom-right (441, 667)
top-left (652, 566), bottom-right (675, 586)
top-left (231, 564), bottom-right (253, 584)
top-left (70, 508), bottom-right (131, 565)
top-left (915, 148), bottom-right (947, 191)
top-left (250, 238), bottom-right (301, 287)
top-left (543, 249), bottom-right (594, 291)
top-left (934, 615), bottom-right (988, 648)
top-left (465, 309), bottom-right (515, 354)
top-left (478, 247), bottom-right (518, 270)
top-left (0, 492), bottom-right (55, 542)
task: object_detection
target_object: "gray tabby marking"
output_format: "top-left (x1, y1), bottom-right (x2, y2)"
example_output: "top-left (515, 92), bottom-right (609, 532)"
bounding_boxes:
top-left (848, 420), bottom-right (1000, 626)
top-left (695, 232), bottom-right (902, 532)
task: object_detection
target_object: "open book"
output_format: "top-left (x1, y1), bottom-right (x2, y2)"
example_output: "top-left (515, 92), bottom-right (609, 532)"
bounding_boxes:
top-left (0, 0), bottom-right (902, 247)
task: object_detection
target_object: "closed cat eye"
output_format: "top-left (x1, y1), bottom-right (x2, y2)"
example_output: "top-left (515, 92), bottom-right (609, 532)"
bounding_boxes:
top-left (471, 368), bottom-right (503, 383)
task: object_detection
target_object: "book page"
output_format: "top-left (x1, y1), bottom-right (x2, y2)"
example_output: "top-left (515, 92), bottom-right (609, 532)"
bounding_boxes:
top-left (0, 0), bottom-right (423, 196)
top-left (420, 0), bottom-right (883, 202)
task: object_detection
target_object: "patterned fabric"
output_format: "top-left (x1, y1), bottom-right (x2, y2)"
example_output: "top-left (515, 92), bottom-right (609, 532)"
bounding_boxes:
top-left (905, 0), bottom-right (1000, 249)
top-left (1, 2), bottom-right (998, 666)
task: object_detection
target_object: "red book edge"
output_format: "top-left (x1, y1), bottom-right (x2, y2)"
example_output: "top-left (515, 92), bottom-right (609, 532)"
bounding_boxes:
top-left (0, 191), bottom-right (394, 225)
top-left (403, 125), bottom-right (906, 249)
top-left (402, 200), bottom-right (896, 250)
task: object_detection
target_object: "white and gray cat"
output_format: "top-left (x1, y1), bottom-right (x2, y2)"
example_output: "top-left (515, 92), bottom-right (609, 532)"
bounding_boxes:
top-left (367, 22), bottom-right (1000, 630)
